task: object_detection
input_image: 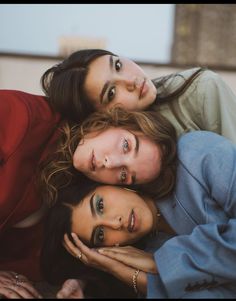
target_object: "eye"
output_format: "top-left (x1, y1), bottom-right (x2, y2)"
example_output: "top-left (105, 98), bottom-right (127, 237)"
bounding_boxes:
top-left (108, 86), bottom-right (116, 102)
top-left (96, 227), bottom-right (104, 244)
top-left (120, 167), bottom-right (127, 183)
top-left (115, 59), bottom-right (122, 71)
top-left (95, 195), bottom-right (104, 214)
top-left (123, 139), bottom-right (129, 153)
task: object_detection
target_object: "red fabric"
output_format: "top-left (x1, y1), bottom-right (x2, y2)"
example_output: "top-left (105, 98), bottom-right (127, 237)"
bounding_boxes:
top-left (0, 90), bottom-right (62, 281)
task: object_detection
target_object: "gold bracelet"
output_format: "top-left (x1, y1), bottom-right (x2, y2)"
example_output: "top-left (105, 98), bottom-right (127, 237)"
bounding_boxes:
top-left (132, 269), bottom-right (140, 294)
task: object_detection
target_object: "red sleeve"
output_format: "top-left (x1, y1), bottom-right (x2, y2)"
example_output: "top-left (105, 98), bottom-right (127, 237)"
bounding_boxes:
top-left (0, 90), bottom-right (61, 229)
top-left (0, 90), bottom-right (30, 161)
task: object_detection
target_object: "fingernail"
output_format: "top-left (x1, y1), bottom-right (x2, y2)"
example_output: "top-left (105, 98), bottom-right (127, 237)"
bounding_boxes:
top-left (71, 232), bottom-right (77, 239)
top-left (98, 249), bottom-right (104, 253)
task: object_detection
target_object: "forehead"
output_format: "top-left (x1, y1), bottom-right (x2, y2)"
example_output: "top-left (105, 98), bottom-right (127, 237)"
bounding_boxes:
top-left (85, 127), bottom-right (131, 139)
top-left (84, 55), bottom-right (111, 104)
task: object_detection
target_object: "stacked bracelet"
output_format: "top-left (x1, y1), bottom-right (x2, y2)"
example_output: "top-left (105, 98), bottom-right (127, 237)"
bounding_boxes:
top-left (132, 269), bottom-right (140, 294)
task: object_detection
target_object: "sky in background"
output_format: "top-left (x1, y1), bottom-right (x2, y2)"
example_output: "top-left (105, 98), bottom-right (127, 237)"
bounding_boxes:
top-left (0, 4), bottom-right (175, 63)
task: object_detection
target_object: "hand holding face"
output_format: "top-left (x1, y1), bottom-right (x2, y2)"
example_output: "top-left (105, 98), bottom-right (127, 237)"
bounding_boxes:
top-left (0, 271), bottom-right (42, 299)
top-left (98, 245), bottom-right (158, 274)
top-left (64, 233), bottom-right (124, 274)
top-left (63, 233), bottom-right (148, 295)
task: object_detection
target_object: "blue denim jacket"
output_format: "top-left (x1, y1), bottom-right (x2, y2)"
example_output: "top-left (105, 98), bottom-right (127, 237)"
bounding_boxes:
top-left (145, 131), bottom-right (236, 298)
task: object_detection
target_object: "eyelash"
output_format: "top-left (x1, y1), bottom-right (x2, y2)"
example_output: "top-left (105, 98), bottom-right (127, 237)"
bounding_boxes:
top-left (120, 167), bottom-right (127, 183)
top-left (115, 58), bottom-right (122, 71)
top-left (96, 227), bottom-right (104, 245)
top-left (123, 138), bottom-right (129, 153)
top-left (96, 196), bottom-right (104, 214)
top-left (107, 59), bottom-right (122, 103)
top-left (95, 196), bottom-right (105, 245)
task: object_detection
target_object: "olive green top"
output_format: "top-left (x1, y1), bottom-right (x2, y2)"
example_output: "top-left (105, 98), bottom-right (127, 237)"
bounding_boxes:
top-left (152, 68), bottom-right (236, 144)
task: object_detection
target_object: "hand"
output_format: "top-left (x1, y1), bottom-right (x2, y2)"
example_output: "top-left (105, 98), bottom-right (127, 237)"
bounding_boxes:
top-left (98, 246), bottom-right (158, 274)
top-left (0, 271), bottom-right (42, 299)
top-left (63, 233), bottom-right (123, 273)
top-left (63, 233), bottom-right (148, 295)
top-left (57, 279), bottom-right (85, 299)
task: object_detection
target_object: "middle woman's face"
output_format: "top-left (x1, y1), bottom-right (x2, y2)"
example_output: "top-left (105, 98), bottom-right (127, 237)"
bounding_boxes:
top-left (71, 185), bottom-right (155, 247)
top-left (84, 55), bottom-right (157, 111)
top-left (73, 127), bottom-right (162, 185)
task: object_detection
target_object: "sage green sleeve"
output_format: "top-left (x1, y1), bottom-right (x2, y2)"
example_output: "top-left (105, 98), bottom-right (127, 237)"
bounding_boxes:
top-left (196, 70), bottom-right (236, 144)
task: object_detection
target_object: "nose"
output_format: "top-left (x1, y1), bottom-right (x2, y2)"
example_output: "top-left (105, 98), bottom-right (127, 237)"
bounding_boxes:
top-left (102, 215), bottom-right (123, 230)
top-left (103, 155), bottom-right (124, 169)
top-left (116, 75), bottom-right (136, 92)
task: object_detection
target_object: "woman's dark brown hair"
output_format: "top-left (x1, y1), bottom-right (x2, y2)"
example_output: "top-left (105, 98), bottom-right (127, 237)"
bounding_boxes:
top-left (41, 49), bottom-right (115, 122)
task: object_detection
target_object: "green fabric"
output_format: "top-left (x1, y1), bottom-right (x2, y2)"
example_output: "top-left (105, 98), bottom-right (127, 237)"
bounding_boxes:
top-left (152, 68), bottom-right (236, 144)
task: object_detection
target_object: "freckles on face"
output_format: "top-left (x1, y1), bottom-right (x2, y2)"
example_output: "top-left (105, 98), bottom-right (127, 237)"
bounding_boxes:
top-left (71, 186), bottom-right (154, 247)
top-left (73, 128), bottom-right (163, 186)
top-left (84, 54), bottom-right (157, 112)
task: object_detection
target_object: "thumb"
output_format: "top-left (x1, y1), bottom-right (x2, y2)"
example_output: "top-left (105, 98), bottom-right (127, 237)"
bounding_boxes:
top-left (57, 279), bottom-right (80, 298)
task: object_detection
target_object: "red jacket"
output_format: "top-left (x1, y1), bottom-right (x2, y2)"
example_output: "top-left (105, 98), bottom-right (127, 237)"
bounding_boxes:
top-left (0, 90), bottom-right (62, 280)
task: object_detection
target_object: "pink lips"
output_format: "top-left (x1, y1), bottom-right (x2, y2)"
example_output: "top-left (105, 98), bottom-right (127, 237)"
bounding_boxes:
top-left (139, 79), bottom-right (147, 99)
top-left (90, 150), bottom-right (96, 171)
top-left (128, 209), bottom-right (135, 232)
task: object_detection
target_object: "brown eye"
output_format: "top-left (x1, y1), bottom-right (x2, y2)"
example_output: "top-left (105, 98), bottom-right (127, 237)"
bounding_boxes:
top-left (98, 227), bottom-right (104, 242)
top-left (108, 87), bottom-right (115, 102)
top-left (115, 59), bottom-right (122, 71)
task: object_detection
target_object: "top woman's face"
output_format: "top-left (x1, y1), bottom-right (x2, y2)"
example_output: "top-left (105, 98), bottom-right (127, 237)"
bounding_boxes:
top-left (84, 55), bottom-right (157, 111)
top-left (71, 185), bottom-right (155, 247)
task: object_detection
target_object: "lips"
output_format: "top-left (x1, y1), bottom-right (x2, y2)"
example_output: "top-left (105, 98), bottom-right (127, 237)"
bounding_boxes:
top-left (90, 150), bottom-right (96, 171)
top-left (128, 209), bottom-right (135, 232)
top-left (139, 79), bottom-right (146, 99)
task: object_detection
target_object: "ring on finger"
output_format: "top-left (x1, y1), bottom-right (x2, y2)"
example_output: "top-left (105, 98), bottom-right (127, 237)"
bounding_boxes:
top-left (76, 251), bottom-right (82, 260)
top-left (14, 273), bottom-right (27, 286)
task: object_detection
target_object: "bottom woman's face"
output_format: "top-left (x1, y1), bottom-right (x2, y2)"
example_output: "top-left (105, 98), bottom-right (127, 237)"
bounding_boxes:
top-left (71, 186), bottom-right (155, 247)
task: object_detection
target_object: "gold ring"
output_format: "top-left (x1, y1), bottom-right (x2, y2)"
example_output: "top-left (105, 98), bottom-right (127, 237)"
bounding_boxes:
top-left (76, 251), bottom-right (82, 260)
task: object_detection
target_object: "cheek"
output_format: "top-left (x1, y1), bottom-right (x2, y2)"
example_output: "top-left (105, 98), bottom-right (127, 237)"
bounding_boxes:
top-left (110, 93), bottom-right (138, 111)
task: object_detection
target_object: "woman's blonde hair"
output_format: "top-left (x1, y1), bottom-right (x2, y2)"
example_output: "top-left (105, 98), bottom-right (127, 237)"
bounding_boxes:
top-left (38, 107), bottom-right (177, 207)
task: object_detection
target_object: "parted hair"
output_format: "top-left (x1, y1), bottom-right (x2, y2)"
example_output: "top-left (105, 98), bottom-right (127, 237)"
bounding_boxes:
top-left (41, 48), bottom-right (115, 122)
top-left (38, 107), bottom-right (177, 207)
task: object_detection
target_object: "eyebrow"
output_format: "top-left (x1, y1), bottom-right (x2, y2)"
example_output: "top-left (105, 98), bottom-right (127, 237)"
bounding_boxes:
top-left (133, 133), bottom-right (139, 156)
top-left (99, 55), bottom-right (113, 104)
top-left (130, 133), bottom-right (139, 185)
top-left (89, 193), bottom-right (97, 246)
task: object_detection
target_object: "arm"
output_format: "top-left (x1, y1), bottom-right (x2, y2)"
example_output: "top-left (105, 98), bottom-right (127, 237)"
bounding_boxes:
top-left (149, 132), bottom-right (236, 298)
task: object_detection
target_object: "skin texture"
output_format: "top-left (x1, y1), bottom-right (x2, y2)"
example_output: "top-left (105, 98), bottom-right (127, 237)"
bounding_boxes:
top-left (70, 185), bottom-right (157, 247)
top-left (84, 55), bottom-right (157, 111)
top-left (57, 279), bottom-right (85, 299)
top-left (0, 271), bottom-right (42, 299)
top-left (73, 128), bottom-right (162, 185)
top-left (63, 185), bottom-right (160, 295)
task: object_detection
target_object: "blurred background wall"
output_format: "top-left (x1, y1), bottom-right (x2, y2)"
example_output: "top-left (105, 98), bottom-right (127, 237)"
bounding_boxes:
top-left (0, 4), bottom-right (235, 95)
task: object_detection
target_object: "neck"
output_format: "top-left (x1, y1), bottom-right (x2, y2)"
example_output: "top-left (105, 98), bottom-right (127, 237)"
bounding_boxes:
top-left (142, 194), bottom-right (176, 236)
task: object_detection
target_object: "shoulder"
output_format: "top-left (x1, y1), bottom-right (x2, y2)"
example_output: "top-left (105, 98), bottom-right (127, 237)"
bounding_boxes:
top-left (177, 131), bottom-right (235, 164)
top-left (0, 90), bottom-right (60, 158)
top-left (178, 130), bottom-right (228, 151)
